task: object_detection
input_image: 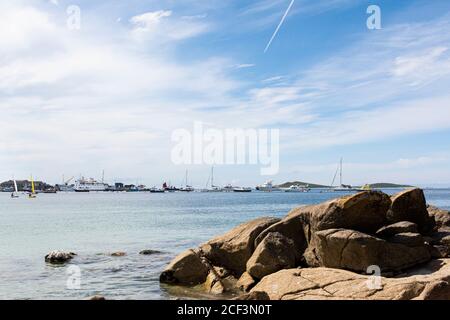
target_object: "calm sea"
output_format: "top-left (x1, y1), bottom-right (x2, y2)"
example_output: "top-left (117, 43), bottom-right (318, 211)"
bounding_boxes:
top-left (1, 189), bottom-right (449, 300)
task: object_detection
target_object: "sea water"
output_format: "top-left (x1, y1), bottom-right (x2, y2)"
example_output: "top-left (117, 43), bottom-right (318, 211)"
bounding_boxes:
top-left (0, 189), bottom-right (449, 300)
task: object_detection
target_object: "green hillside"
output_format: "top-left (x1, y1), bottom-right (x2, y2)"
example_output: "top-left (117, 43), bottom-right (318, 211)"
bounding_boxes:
top-left (367, 183), bottom-right (414, 189)
top-left (277, 181), bottom-right (330, 189)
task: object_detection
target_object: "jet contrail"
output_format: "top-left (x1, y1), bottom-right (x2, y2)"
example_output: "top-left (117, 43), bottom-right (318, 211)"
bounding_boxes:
top-left (264, 0), bottom-right (295, 53)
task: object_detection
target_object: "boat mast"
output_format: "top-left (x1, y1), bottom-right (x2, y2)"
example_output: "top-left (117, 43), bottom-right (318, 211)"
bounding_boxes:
top-left (331, 163), bottom-right (339, 187)
top-left (340, 158), bottom-right (343, 186)
top-left (211, 166), bottom-right (214, 188)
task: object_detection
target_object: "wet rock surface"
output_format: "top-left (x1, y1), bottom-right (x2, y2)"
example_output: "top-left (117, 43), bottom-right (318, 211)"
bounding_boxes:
top-left (45, 251), bottom-right (76, 264)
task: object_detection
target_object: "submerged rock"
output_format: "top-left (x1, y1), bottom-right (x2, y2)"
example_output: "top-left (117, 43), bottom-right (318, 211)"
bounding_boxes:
top-left (45, 251), bottom-right (76, 264)
top-left (110, 252), bottom-right (126, 257)
top-left (139, 249), bottom-right (162, 255)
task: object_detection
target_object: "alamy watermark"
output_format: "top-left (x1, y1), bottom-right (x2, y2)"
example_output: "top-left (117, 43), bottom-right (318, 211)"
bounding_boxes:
top-left (67, 5), bottom-right (81, 30)
top-left (367, 5), bottom-right (382, 30)
top-left (365, 265), bottom-right (382, 290)
top-left (66, 265), bottom-right (81, 290)
top-left (171, 122), bottom-right (280, 175)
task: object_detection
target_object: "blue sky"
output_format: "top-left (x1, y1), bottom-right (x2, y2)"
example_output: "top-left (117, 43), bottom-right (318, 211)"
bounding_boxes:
top-left (1, 0), bottom-right (450, 187)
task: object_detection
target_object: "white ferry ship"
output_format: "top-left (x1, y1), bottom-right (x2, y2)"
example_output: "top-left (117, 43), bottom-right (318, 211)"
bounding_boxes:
top-left (256, 180), bottom-right (281, 192)
top-left (74, 177), bottom-right (108, 192)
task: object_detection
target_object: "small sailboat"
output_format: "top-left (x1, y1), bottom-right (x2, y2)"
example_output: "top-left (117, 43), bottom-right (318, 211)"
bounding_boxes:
top-left (203, 167), bottom-right (222, 192)
top-left (28, 175), bottom-right (37, 199)
top-left (11, 178), bottom-right (19, 198)
top-left (331, 158), bottom-right (358, 192)
top-left (179, 170), bottom-right (194, 192)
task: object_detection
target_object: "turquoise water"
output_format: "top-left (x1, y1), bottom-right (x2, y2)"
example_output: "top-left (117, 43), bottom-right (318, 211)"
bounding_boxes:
top-left (0, 189), bottom-right (449, 300)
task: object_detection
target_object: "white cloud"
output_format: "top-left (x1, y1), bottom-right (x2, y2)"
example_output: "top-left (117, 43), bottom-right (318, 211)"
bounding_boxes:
top-left (1, 2), bottom-right (450, 186)
top-left (0, 3), bottom-right (236, 183)
top-left (235, 64), bottom-right (256, 69)
top-left (130, 10), bottom-right (209, 42)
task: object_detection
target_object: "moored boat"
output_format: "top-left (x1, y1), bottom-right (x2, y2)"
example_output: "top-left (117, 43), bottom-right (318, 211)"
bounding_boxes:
top-left (330, 158), bottom-right (358, 192)
top-left (74, 177), bottom-right (108, 192)
top-left (283, 184), bottom-right (310, 192)
top-left (256, 180), bottom-right (281, 192)
top-left (150, 187), bottom-right (165, 193)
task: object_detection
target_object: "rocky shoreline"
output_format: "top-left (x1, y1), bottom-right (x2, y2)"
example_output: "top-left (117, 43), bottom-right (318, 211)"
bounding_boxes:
top-left (160, 189), bottom-right (450, 300)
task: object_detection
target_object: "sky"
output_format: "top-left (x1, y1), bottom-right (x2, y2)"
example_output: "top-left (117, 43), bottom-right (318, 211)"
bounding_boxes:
top-left (1, 0), bottom-right (450, 187)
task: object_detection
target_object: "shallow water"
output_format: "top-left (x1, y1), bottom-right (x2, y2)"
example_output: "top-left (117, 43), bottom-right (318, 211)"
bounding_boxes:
top-left (0, 189), bottom-right (449, 300)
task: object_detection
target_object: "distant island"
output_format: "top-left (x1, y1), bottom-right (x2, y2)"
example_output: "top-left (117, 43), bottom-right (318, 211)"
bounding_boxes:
top-left (277, 181), bottom-right (414, 189)
top-left (363, 183), bottom-right (415, 189)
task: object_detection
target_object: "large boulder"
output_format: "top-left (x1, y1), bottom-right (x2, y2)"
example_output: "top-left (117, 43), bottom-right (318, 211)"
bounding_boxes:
top-left (160, 249), bottom-right (209, 285)
top-left (236, 272), bottom-right (256, 292)
top-left (287, 191), bottom-right (391, 236)
top-left (387, 189), bottom-right (435, 234)
top-left (251, 259), bottom-right (450, 300)
top-left (254, 213), bottom-right (307, 262)
top-left (246, 232), bottom-right (297, 280)
top-left (376, 221), bottom-right (419, 238)
top-left (304, 229), bottom-right (431, 272)
top-left (388, 233), bottom-right (426, 247)
top-left (427, 205), bottom-right (450, 229)
top-left (200, 217), bottom-right (280, 275)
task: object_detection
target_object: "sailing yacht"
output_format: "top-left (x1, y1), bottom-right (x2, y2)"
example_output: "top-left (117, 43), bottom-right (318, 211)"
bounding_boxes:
top-left (28, 175), bottom-right (37, 198)
top-left (331, 158), bottom-right (358, 192)
top-left (203, 167), bottom-right (222, 192)
top-left (179, 170), bottom-right (194, 192)
top-left (11, 178), bottom-right (19, 198)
